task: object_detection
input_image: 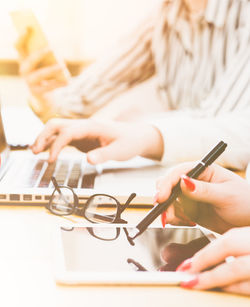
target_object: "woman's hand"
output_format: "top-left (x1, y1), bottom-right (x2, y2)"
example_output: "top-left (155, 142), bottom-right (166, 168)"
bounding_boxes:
top-left (17, 28), bottom-right (70, 95)
top-left (176, 227), bottom-right (250, 296)
top-left (31, 118), bottom-right (164, 164)
top-left (16, 28), bottom-right (70, 120)
top-left (155, 162), bottom-right (250, 233)
top-left (19, 46), bottom-right (69, 95)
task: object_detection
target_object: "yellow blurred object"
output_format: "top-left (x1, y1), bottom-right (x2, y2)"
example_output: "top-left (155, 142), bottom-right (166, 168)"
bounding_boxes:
top-left (27, 95), bottom-right (55, 123)
top-left (28, 95), bottom-right (82, 123)
top-left (10, 9), bottom-right (70, 122)
top-left (10, 10), bottom-right (68, 76)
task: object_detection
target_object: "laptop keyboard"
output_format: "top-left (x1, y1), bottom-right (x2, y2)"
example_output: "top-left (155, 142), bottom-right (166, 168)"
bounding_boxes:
top-left (29, 159), bottom-right (97, 189)
top-left (1, 152), bottom-right (99, 192)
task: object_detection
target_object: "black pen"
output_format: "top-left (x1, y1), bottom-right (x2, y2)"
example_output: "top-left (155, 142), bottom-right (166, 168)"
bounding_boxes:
top-left (131, 141), bottom-right (227, 240)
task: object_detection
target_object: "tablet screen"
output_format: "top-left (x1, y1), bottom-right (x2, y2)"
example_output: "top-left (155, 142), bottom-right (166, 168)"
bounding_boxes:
top-left (60, 226), bottom-right (214, 273)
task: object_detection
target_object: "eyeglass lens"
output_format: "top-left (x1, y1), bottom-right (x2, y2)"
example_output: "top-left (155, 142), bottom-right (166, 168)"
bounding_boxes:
top-left (50, 187), bottom-right (75, 215)
top-left (85, 195), bottom-right (118, 223)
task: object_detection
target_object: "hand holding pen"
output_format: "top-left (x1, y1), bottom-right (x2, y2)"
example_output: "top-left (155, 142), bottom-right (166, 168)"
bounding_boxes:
top-left (130, 141), bottom-right (227, 240)
top-left (159, 175), bottom-right (198, 228)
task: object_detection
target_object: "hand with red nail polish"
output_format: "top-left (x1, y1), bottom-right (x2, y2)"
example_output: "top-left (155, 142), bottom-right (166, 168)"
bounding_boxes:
top-left (180, 276), bottom-right (199, 289)
top-left (178, 227), bottom-right (250, 295)
top-left (176, 258), bottom-right (193, 272)
top-left (161, 211), bottom-right (167, 228)
top-left (155, 162), bottom-right (250, 295)
top-left (181, 175), bottom-right (195, 192)
top-left (155, 162), bottom-right (250, 234)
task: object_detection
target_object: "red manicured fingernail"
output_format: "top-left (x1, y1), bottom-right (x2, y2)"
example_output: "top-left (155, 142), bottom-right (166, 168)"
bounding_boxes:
top-left (181, 175), bottom-right (195, 192)
top-left (161, 212), bottom-right (167, 228)
top-left (176, 258), bottom-right (193, 272)
top-left (180, 276), bottom-right (199, 288)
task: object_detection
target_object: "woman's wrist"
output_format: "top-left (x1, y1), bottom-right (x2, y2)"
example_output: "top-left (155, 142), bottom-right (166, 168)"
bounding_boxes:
top-left (141, 125), bottom-right (164, 161)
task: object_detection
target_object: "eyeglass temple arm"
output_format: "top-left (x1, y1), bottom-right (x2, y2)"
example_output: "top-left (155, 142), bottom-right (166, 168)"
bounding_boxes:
top-left (51, 176), bottom-right (61, 193)
top-left (51, 176), bottom-right (74, 207)
top-left (120, 193), bottom-right (137, 213)
top-left (127, 258), bottom-right (148, 271)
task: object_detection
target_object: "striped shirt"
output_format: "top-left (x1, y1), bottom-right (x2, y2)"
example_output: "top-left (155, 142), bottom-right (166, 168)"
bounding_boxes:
top-left (51, 0), bottom-right (250, 170)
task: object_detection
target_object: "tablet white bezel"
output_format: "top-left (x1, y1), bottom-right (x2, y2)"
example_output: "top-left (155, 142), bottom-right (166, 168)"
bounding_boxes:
top-left (52, 224), bottom-right (217, 286)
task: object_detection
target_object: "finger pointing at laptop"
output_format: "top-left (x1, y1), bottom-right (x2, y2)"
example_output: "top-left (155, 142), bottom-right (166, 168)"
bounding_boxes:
top-left (31, 118), bottom-right (164, 164)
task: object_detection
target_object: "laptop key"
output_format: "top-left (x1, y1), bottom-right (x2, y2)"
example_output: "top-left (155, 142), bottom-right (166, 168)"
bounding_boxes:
top-left (29, 160), bottom-right (45, 187)
top-left (54, 161), bottom-right (69, 185)
top-left (10, 194), bottom-right (20, 201)
top-left (39, 162), bottom-right (56, 187)
top-left (68, 162), bottom-right (82, 188)
top-left (81, 174), bottom-right (96, 189)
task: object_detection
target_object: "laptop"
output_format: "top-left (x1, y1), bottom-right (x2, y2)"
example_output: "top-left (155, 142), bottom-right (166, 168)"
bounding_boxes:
top-left (0, 105), bottom-right (168, 206)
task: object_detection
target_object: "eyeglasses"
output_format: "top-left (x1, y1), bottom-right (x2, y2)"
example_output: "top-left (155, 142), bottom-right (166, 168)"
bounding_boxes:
top-left (46, 177), bottom-right (136, 244)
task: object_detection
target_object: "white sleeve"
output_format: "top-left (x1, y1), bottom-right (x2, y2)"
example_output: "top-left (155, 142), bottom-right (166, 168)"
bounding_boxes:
top-left (150, 108), bottom-right (250, 170)
top-left (48, 13), bottom-right (156, 118)
top-left (150, 43), bottom-right (250, 170)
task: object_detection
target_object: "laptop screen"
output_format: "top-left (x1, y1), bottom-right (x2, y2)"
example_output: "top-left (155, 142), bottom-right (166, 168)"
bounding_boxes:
top-left (0, 103), bottom-right (11, 177)
top-left (0, 107), bottom-right (8, 153)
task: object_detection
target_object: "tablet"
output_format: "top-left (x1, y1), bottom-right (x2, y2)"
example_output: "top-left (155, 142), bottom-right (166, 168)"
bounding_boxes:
top-left (53, 225), bottom-right (216, 285)
top-left (10, 9), bottom-right (68, 77)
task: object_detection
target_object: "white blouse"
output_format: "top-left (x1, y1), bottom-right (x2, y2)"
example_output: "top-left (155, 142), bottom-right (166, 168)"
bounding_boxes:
top-left (50, 0), bottom-right (250, 170)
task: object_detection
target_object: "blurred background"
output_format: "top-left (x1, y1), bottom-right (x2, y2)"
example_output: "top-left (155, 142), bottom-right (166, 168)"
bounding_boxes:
top-left (0, 0), bottom-right (161, 145)
top-left (0, 0), bottom-right (157, 66)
